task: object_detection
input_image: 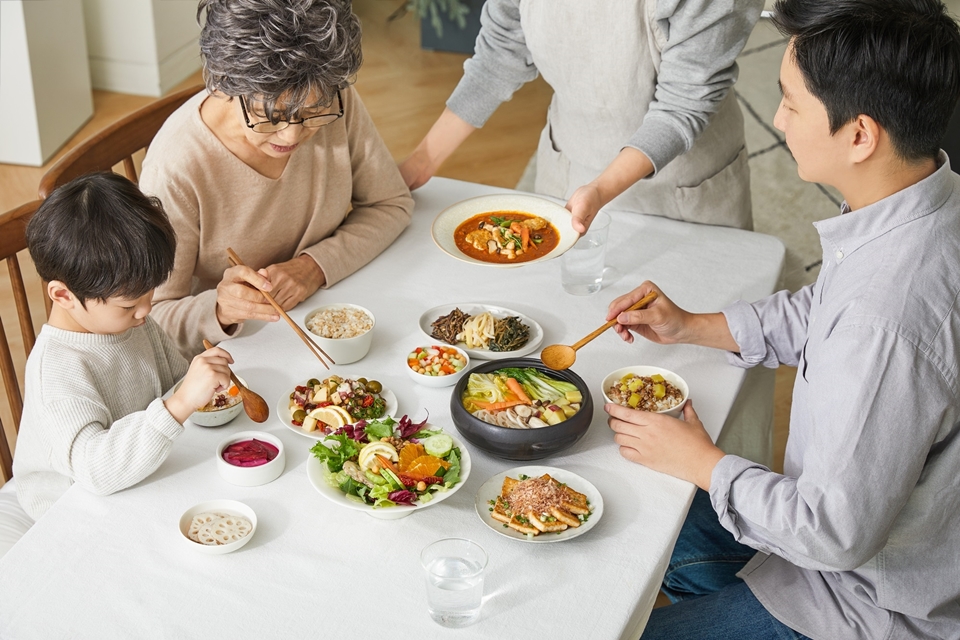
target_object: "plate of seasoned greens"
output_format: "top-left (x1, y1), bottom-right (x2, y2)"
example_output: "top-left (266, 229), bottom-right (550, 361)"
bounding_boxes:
top-left (419, 303), bottom-right (544, 360)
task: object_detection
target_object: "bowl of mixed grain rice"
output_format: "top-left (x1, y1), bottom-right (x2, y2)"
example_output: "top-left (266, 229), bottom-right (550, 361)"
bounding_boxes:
top-left (601, 366), bottom-right (688, 418)
top-left (303, 304), bottom-right (375, 364)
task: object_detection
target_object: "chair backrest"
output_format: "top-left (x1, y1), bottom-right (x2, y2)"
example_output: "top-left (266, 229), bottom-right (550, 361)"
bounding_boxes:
top-left (0, 200), bottom-right (42, 482)
top-left (37, 85), bottom-right (204, 197)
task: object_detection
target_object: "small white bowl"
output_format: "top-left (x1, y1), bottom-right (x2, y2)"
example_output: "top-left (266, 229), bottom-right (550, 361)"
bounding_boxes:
top-left (180, 376), bottom-right (247, 427)
top-left (601, 366), bottom-right (689, 418)
top-left (404, 344), bottom-right (471, 388)
top-left (178, 500), bottom-right (257, 555)
top-left (216, 431), bottom-right (285, 487)
top-left (303, 304), bottom-right (375, 365)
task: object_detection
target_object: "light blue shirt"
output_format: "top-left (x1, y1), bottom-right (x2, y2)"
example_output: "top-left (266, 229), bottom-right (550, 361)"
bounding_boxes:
top-left (714, 155), bottom-right (960, 640)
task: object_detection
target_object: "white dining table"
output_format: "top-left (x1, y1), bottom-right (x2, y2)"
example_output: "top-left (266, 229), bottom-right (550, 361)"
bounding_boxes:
top-left (0, 178), bottom-right (784, 640)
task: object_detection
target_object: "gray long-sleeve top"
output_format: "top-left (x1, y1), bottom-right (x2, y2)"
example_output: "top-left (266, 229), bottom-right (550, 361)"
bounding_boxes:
top-left (446, 0), bottom-right (762, 173)
top-left (713, 156), bottom-right (960, 640)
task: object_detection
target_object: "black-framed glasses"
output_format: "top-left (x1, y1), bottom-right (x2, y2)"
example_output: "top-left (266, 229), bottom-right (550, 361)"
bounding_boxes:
top-left (239, 90), bottom-right (344, 133)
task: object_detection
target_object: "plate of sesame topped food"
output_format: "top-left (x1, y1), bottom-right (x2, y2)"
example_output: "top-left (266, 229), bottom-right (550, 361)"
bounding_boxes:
top-left (474, 465), bottom-right (602, 543)
top-left (419, 303), bottom-right (543, 360)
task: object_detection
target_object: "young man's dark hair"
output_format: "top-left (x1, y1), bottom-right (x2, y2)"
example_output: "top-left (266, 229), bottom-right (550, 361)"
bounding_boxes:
top-left (26, 171), bottom-right (177, 305)
top-left (773, 0), bottom-right (960, 161)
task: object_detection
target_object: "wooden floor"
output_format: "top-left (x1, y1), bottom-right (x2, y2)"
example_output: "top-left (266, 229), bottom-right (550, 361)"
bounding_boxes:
top-left (0, 0), bottom-right (793, 494)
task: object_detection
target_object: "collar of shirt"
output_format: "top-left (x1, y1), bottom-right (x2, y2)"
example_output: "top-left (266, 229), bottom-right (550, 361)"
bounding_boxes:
top-left (813, 151), bottom-right (954, 263)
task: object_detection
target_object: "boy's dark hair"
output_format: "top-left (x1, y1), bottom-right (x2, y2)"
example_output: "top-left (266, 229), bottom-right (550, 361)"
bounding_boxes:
top-left (26, 172), bottom-right (177, 305)
top-left (773, 0), bottom-right (960, 162)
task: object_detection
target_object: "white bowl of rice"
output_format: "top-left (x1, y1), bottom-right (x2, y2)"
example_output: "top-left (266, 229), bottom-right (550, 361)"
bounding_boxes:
top-left (303, 303), bottom-right (375, 365)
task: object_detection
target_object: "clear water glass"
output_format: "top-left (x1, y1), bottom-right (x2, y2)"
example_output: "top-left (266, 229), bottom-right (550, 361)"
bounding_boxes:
top-left (421, 538), bottom-right (487, 627)
top-left (561, 211), bottom-right (611, 295)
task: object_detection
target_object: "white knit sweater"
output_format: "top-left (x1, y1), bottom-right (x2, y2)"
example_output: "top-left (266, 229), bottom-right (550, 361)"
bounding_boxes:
top-left (14, 318), bottom-right (188, 521)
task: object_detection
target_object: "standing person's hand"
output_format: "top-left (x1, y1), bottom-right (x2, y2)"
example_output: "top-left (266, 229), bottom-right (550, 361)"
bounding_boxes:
top-left (565, 184), bottom-right (603, 234)
top-left (606, 400), bottom-right (724, 490)
top-left (398, 108), bottom-right (478, 191)
top-left (263, 255), bottom-right (325, 311)
top-left (399, 148), bottom-right (434, 190)
top-left (216, 265), bottom-right (279, 329)
top-left (165, 346), bottom-right (234, 424)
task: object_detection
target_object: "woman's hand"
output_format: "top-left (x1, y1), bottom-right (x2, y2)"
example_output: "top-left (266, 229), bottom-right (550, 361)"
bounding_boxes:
top-left (606, 400), bottom-right (725, 491)
top-left (399, 148), bottom-right (434, 191)
top-left (215, 265), bottom-right (279, 328)
top-left (399, 108), bottom-right (477, 191)
top-left (565, 184), bottom-right (603, 234)
top-left (263, 254), bottom-right (325, 311)
top-left (164, 346), bottom-right (234, 424)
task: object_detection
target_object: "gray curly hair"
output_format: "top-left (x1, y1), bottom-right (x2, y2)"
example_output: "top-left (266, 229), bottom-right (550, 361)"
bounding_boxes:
top-left (197, 0), bottom-right (362, 119)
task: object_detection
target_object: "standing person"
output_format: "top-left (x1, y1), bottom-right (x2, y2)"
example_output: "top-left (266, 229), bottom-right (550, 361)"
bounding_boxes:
top-left (400, 0), bottom-right (764, 232)
top-left (141, 0), bottom-right (414, 357)
top-left (605, 1), bottom-right (960, 638)
top-left (15, 173), bottom-right (234, 522)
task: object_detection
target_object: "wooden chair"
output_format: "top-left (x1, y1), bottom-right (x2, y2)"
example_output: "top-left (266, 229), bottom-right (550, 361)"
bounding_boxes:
top-left (0, 200), bottom-right (42, 482)
top-left (38, 84), bottom-right (203, 196)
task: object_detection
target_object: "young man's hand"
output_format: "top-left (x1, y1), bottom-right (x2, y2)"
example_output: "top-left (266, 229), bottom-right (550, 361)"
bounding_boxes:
top-left (165, 346), bottom-right (234, 424)
top-left (606, 400), bottom-right (725, 491)
top-left (607, 282), bottom-right (693, 345)
top-left (608, 282), bottom-right (740, 352)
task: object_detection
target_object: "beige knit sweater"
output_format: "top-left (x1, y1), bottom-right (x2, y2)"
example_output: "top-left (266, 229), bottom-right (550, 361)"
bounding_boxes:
top-left (14, 319), bottom-right (188, 521)
top-left (140, 88), bottom-right (414, 357)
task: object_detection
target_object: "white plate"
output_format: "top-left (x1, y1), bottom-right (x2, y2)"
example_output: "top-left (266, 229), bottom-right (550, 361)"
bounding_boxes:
top-left (431, 193), bottom-right (578, 267)
top-left (474, 465), bottom-right (603, 543)
top-left (306, 430), bottom-right (472, 519)
top-left (418, 303), bottom-right (544, 360)
top-left (276, 384), bottom-right (398, 441)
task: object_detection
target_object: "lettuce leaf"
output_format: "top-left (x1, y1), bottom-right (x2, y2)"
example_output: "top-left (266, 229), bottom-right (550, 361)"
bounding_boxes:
top-left (442, 448), bottom-right (461, 488)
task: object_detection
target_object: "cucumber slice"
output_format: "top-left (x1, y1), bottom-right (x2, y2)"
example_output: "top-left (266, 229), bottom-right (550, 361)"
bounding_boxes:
top-left (421, 434), bottom-right (453, 458)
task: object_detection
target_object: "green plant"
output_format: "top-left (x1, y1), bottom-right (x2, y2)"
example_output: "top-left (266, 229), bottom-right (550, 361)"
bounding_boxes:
top-left (389, 0), bottom-right (472, 38)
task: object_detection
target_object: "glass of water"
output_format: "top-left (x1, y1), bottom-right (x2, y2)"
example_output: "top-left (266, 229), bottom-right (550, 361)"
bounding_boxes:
top-left (421, 538), bottom-right (487, 627)
top-left (561, 211), bottom-right (611, 295)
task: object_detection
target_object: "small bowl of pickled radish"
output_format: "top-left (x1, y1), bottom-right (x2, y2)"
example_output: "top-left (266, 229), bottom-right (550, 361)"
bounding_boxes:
top-left (601, 366), bottom-right (688, 418)
top-left (405, 344), bottom-right (470, 388)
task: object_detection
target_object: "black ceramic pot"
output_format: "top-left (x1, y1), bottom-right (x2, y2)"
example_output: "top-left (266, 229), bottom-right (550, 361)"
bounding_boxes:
top-left (449, 358), bottom-right (593, 461)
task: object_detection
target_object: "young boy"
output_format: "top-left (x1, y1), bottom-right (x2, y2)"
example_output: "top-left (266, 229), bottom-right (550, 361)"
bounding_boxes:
top-left (603, 1), bottom-right (960, 638)
top-left (14, 172), bottom-right (234, 521)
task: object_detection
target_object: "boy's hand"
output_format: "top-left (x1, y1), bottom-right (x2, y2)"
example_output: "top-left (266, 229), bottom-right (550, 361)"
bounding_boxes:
top-left (263, 255), bottom-right (325, 311)
top-left (607, 282), bottom-right (692, 345)
top-left (565, 184), bottom-right (603, 234)
top-left (165, 346), bottom-right (234, 424)
top-left (606, 400), bottom-right (725, 491)
top-left (216, 265), bottom-right (279, 328)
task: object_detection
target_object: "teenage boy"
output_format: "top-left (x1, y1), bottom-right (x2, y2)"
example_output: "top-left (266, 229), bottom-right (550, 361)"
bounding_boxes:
top-left (14, 172), bottom-right (234, 521)
top-left (604, 1), bottom-right (960, 638)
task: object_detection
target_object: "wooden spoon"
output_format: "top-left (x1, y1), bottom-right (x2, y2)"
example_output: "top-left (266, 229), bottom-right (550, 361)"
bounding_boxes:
top-left (540, 291), bottom-right (659, 370)
top-left (202, 339), bottom-right (269, 423)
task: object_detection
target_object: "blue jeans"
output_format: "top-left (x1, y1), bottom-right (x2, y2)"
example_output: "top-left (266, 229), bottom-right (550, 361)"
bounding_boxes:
top-left (641, 489), bottom-right (812, 640)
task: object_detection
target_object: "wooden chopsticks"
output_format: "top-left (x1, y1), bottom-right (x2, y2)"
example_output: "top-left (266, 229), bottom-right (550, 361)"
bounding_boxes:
top-left (226, 247), bottom-right (334, 368)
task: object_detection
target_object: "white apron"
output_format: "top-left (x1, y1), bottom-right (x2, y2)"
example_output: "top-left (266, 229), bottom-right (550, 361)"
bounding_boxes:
top-left (523, 0), bottom-right (753, 230)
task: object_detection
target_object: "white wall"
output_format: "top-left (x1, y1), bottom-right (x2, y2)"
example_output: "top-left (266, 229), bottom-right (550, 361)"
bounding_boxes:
top-left (0, 0), bottom-right (93, 166)
top-left (83, 0), bottom-right (200, 97)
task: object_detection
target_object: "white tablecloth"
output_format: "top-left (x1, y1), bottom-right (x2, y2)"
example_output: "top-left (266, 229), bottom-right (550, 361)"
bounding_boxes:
top-left (0, 178), bottom-right (784, 639)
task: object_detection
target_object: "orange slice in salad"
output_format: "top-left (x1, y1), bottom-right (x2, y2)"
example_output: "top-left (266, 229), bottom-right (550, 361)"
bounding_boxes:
top-left (406, 455), bottom-right (450, 478)
top-left (398, 443), bottom-right (426, 471)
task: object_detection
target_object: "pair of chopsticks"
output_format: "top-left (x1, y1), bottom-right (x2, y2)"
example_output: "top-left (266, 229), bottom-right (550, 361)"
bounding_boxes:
top-left (226, 247), bottom-right (334, 368)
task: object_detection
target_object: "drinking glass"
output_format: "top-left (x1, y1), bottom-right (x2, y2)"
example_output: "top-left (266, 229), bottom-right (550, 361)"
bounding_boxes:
top-left (421, 538), bottom-right (487, 627)
top-left (561, 211), bottom-right (611, 295)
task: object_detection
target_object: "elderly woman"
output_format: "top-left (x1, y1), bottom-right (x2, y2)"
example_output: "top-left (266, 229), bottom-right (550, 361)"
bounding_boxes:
top-left (141, 0), bottom-right (413, 357)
